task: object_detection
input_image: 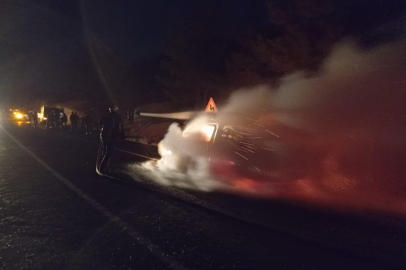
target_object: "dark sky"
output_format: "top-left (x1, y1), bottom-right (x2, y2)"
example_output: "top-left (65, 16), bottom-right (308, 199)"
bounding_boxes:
top-left (0, 0), bottom-right (405, 108)
top-left (12, 0), bottom-right (266, 61)
top-left (0, 0), bottom-right (268, 107)
top-left (81, 0), bottom-right (267, 61)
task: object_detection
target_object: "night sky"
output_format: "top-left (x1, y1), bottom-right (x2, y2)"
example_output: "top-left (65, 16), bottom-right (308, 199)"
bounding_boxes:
top-left (81, 0), bottom-right (267, 61)
top-left (0, 0), bottom-right (405, 108)
top-left (0, 0), bottom-right (267, 62)
top-left (0, 0), bottom-right (268, 107)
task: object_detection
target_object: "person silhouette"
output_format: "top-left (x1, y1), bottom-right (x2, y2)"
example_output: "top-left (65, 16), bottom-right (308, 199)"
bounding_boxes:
top-left (96, 106), bottom-right (124, 174)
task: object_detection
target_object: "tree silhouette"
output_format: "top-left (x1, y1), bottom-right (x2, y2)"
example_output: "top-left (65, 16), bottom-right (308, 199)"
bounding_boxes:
top-left (227, 0), bottom-right (345, 88)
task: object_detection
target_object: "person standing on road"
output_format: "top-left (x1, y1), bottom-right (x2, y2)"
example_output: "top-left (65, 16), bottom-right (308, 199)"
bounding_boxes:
top-left (32, 111), bottom-right (38, 127)
top-left (73, 112), bottom-right (79, 130)
top-left (96, 106), bottom-right (124, 174)
top-left (61, 113), bottom-right (68, 127)
top-left (80, 115), bottom-right (85, 130)
top-left (48, 110), bottom-right (55, 128)
top-left (55, 112), bottom-right (62, 129)
top-left (69, 112), bottom-right (75, 130)
top-left (84, 113), bottom-right (93, 134)
top-left (70, 112), bottom-right (80, 131)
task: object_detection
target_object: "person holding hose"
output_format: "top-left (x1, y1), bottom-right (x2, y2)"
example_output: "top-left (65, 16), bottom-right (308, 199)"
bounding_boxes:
top-left (96, 106), bottom-right (124, 174)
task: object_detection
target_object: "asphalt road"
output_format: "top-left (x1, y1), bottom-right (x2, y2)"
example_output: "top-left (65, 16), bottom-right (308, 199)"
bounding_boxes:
top-left (0, 121), bottom-right (405, 270)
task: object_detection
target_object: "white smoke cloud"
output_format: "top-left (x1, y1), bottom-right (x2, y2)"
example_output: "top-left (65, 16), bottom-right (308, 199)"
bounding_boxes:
top-left (138, 116), bottom-right (225, 191)
top-left (129, 39), bottom-right (406, 215)
top-left (273, 40), bottom-right (406, 145)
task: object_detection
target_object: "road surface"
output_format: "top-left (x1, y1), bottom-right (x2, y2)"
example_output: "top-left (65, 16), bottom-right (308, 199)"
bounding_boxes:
top-left (0, 121), bottom-right (405, 269)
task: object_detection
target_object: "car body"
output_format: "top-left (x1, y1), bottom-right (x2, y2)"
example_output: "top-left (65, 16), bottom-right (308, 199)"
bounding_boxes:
top-left (178, 114), bottom-right (316, 183)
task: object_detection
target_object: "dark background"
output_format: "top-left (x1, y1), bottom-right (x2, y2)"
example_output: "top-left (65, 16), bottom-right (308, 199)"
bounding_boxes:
top-left (0, 0), bottom-right (405, 111)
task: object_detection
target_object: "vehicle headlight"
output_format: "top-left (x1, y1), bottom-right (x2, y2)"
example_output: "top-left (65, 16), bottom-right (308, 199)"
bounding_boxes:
top-left (182, 124), bottom-right (215, 142)
top-left (15, 113), bottom-right (23, 119)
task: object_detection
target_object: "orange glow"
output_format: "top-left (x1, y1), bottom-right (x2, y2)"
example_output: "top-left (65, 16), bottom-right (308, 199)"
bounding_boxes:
top-left (201, 125), bottom-right (215, 141)
top-left (183, 124), bottom-right (215, 142)
top-left (233, 178), bottom-right (258, 190)
top-left (158, 144), bottom-right (172, 157)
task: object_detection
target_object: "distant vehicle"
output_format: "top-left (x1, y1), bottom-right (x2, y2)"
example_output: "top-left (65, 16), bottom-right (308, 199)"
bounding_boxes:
top-left (9, 109), bottom-right (29, 122)
top-left (39, 106), bottom-right (64, 125)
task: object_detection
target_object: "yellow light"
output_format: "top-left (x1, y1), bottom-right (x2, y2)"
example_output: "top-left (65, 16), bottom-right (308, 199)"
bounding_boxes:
top-left (182, 124), bottom-right (215, 142)
top-left (158, 144), bottom-right (172, 156)
top-left (15, 113), bottom-right (23, 119)
top-left (201, 125), bottom-right (215, 141)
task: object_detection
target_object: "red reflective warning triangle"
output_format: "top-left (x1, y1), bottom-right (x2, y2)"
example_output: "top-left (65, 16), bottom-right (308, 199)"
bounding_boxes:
top-left (205, 97), bottom-right (218, 112)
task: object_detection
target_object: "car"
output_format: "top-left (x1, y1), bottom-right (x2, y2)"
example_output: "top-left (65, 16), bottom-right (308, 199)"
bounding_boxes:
top-left (164, 114), bottom-right (316, 185)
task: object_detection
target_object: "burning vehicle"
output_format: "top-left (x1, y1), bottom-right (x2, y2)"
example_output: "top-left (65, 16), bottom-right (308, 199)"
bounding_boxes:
top-left (155, 99), bottom-right (316, 188)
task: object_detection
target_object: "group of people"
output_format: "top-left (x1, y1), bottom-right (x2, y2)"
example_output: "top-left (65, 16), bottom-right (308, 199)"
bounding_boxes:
top-left (68, 112), bottom-right (93, 133)
top-left (31, 106), bottom-right (124, 174)
top-left (46, 110), bottom-right (68, 129)
top-left (43, 110), bottom-right (93, 134)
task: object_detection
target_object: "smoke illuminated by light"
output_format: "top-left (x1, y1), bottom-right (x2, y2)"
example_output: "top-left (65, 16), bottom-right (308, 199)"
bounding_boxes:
top-left (129, 39), bottom-right (406, 217)
top-left (159, 144), bottom-right (172, 156)
top-left (182, 124), bottom-right (216, 142)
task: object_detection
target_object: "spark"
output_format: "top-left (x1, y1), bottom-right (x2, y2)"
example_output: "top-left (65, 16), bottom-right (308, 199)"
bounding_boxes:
top-left (254, 166), bottom-right (262, 172)
top-left (233, 130), bottom-right (251, 135)
top-left (235, 151), bottom-right (248, 160)
top-left (261, 147), bottom-right (275, 151)
top-left (253, 123), bottom-right (265, 128)
top-left (241, 147), bottom-right (254, 153)
top-left (240, 142), bottom-right (255, 146)
top-left (236, 148), bottom-right (251, 154)
top-left (246, 118), bottom-right (259, 122)
top-left (241, 144), bottom-right (255, 149)
top-left (266, 130), bottom-right (280, 138)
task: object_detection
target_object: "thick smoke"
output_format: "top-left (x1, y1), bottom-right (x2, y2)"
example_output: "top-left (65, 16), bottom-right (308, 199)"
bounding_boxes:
top-left (273, 40), bottom-right (406, 145)
top-left (132, 39), bottom-right (406, 216)
top-left (141, 115), bottom-right (224, 191)
top-left (269, 40), bottom-right (406, 214)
